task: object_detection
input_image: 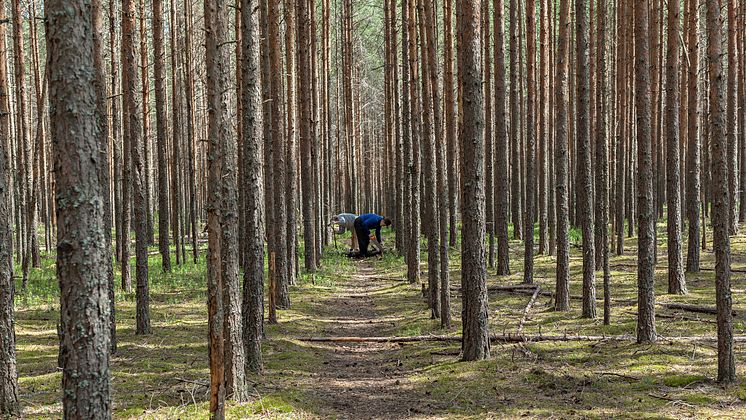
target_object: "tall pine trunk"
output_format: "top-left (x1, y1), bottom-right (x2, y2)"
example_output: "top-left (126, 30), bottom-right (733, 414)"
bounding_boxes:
top-left (666, 0), bottom-right (686, 294)
top-left (635, 0), bottom-right (657, 344)
top-left (524, 0), bottom-right (537, 284)
top-left (241, 0), bottom-right (265, 374)
top-left (298, 0), bottom-right (317, 272)
top-left (0, 0), bottom-right (19, 410)
top-left (509, 0), bottom-right (522, 239)
top-left (459, 0), bottom-right (490, 361)
top-left (707, 0), bottom-right (736, 385)
top-left (726, 0), bottom-right (738, 234)
top-left (418, 0), bottom-right (440, 318)
top-left (596, 0), bottom-right (611, 324)
top-left (122, 0), bottom-right (151, 335)
top-left (554, 0), bottom-right (571, 311)
top-left (494, 0), bottom-right (510, 275)
top-left (577, 0), bottom-right (596, 318)
top-left (47, 1), bottom-right (112, 415)
top-left (93, 0), bottom-right (116, 354)
top-left (685, 0), bottom-right (701, 273)
top-left (153, 0), bottom-right (172, 273)
top-left (436, 0), bottom-right (455, 328)
top-left (269, 0), bottom-right (290, 310)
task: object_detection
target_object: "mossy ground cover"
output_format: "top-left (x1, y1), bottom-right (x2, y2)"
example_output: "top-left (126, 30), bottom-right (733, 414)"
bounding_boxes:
top-left (12, 222), bottom-right (746, 418)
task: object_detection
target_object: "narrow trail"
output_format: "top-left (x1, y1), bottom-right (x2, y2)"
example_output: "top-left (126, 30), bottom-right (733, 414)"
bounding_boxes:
top-left (305, 261), bottom-right (437, 419)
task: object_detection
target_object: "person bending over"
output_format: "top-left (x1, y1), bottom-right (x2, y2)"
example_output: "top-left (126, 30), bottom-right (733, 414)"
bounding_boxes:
top-left (353, 213), bottom-right (392, 258)
top-left (331, 212), bottom-right (358, 251)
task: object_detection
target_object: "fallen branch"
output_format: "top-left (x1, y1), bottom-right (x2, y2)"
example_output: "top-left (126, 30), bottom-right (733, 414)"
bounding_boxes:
top-left (174, 377), bottom-right (209, 388)
top-left (659, 302), bottom-right (737, 317)
top-left (451, 284), bottom-right (586, 301)
top-left (517, 286), bottom-right (542, 334)
top-left (430, 350), bottom-right (461, 356)
top-left (337, 274), bottom-right (404, 282)
top-left (301, 335), bottom-right (462, 343)
top-left (299, 333), bottom-right (746, 344)
top-left (624, 310), bottom-right (717, 324)
top-left (614, 263), bottom-right (746, 275)
top-left (647, 393), bottom-right (696, 408)
top-left (594, 371), bottom-right (639, 381)
top-left (450, 284), bottom-right (538, 292)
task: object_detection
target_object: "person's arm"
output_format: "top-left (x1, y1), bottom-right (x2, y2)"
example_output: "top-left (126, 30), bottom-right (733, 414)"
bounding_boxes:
top-left (375, 226), bottom-right (382, 244)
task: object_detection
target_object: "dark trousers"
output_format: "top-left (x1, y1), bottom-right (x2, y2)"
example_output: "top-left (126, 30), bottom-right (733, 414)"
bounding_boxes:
top-left (354, 218), bottom-right (370, 257)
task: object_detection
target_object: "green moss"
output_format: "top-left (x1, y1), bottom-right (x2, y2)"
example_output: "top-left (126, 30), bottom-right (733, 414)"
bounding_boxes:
top-left (662, 374), bottom-right (707, 388)
top-left (681, 393), bottom-right (718, 405)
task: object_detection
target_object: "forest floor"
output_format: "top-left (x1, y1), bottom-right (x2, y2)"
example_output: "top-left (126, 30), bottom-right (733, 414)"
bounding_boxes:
top-left (13, 223), bottom-right (746, 418)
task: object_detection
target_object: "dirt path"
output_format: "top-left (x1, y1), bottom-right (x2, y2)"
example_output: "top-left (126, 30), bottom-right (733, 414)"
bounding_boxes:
top-left (306, 261), bottom-right (435, 419)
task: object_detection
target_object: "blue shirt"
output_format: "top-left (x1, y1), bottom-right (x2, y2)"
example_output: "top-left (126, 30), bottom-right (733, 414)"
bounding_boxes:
top-left (357, 213), bottom-right (384, 243)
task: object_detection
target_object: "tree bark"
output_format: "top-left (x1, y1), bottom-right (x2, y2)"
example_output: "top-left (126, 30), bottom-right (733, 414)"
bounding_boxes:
top-left (0, 0), bottom-right (19, 410)
top-left (123, 0), bottom-right (150, 336)
top-left (211, 0), bottom-right (248, 399)
top-left (47, 1), bottom-right (112, 415)
top-left (205, 0), bottom-right (229, 413)
top-left (153, 0), bottom-right (171, 273)
top-left (509, 0), bottom-right (522, 239)
top-left (615, 0), bottom-right (629, 256)
top-left (596, 0), bottom-right (611, 324)
top-left (93, 0), bottom-right (116, 354)
top-left (183, 0), bottom-right (199, 264)
top-left (269, 0), bottom-right (290, 310)
top-left (483, 0), bottom-right (495, 270)
top-left (434, 0), bottom-right (455, 328)
top-left (298, 0), bottom-right (317, 272)
top-left (666, 0), bottom-right (686, 294)
top-left (524, 0), bottom-right (537, 285)
top-left (736, 2), bottom-right (746, 223)
top-left (577, 0), bottom-right (596, 318)
top-left (405, 0), bottom-right (421, 286)
top-left (726, 0), bottom-right (738, 235)
top-left (635, 0), bottom-right (657, 344)
top-left (285, 0), bottom-right (299, 283)
top-left (110, 0), bottom-right (123, 268)
top-left (494, 0), bottom-right (510, 275)
top-left (121, 0), bottom-right (133, 292)
top-left (418, 0), bottom-right (440, 317)
top-left (169, 0), bottom-right (183, 267)
top-left (13, 0), bottom-right (39, 289)
top-left (554, 0), bottom-right (571, 311)
top-left (685, 0), bottom-right (701, 273)
top-left (707, 0), bottom-right (736, 385)
top-left (401, 0), bottom-right (413, 270)
top-left (447, 0), bottom-right (459, 248)
top-left (140, 0), bottom-right (154, 247)
top-left (241, 0), bottom-right (265, 374)
top-left (459, 0), bottom-right (490, 361)
top-left (538, 0), bottom-right (549, 256)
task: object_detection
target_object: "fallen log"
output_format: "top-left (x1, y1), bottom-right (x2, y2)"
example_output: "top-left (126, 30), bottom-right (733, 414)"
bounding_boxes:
top-left (299, 333), bottom-right (746, 344)
top-left (594, 371), bottom-right (639, 381)
top-left (613, 263), bottom-right (746, 274)
top-left (623, 310), bottom-right (717, 324)
top-left (659, 302), bottom-right (737, 317)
